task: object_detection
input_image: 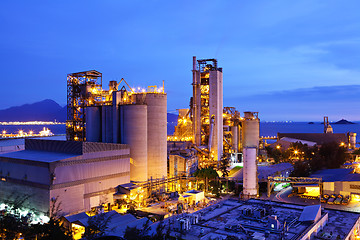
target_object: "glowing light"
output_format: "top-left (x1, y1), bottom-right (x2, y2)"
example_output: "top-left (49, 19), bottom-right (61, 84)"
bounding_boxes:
top-left (276, 145), bottom-right (281, 149)
top-left (294, 150), bottom-right (298, 154)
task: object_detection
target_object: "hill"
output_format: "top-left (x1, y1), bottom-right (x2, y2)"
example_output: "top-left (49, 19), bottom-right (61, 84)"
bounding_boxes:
top-left (0, 99), bottom-right (66, 122)
top-left (0, 100), bottom-right (180, 126)
top-left (333, 119), bottom-right (355, 124)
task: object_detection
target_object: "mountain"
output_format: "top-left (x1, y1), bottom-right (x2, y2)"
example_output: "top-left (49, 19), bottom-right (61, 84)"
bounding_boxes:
top-left (333, 119), bottom-right (355, 124)
top-left (0, 100), bottom-right (180, 125)
top-left (167, 113), bottom-right (178, 135)
top-left (0, 99), bottom-right (66, 122)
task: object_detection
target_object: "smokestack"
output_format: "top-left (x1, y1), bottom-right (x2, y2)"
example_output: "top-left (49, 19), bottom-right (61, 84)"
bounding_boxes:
top-left (193, 56), bottom-right (197, 71)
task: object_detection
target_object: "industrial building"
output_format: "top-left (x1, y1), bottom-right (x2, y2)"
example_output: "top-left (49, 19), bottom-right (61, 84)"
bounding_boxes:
top-left (0, 139), bottom-right (130, 215)
top-left (270, 117), bottom-right (357, 150)
top-left (191, 57), bottom-right (224, 162)
top-left (293, 168), bottom-right (360, 201)
top-left (168, 57), bottom-right (261, 196)
top-left (66, 70), bottom-right (167, 182)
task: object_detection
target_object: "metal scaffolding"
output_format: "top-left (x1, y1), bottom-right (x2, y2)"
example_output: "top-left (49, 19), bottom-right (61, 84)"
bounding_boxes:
top-left (66, 70), bottom-right (103, 141)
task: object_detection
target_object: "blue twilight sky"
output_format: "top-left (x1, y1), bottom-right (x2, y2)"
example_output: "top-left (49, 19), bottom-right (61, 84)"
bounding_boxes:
top-left (1, 0), bottom-right (360, 121)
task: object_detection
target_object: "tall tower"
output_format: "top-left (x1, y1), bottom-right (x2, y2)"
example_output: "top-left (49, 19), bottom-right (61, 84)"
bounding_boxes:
top-left (242, 112), bottom-right (259, 198)
top-left (192, 57), bottom-right (223, 161)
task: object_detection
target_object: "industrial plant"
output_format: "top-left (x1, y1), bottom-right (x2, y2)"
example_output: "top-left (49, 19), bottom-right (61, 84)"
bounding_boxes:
top-left (2, 56), bottom-right (360, 239)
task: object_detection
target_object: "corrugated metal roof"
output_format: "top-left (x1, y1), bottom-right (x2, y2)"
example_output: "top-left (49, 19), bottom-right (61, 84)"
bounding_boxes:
top-left (64, 212), bottom-right (89, 224)
top-left (311, 169), bottom-right (354, 182)
top-left (299, 205), bottom-right (321, 222)
top-left (277, 133), bottom-right (348, 145)
top-left (0, 150), bottom-right (78, 162)
top-left (231, 163), bottom-right (293, 181)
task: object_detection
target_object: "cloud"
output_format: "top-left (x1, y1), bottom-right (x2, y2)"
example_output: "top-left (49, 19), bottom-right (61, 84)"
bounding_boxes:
top-left (226, 85), bottom-right (360, 121)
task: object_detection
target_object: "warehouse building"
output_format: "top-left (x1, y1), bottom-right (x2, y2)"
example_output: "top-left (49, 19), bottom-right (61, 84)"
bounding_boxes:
top-left (0, 139), bottom-right (130, 216)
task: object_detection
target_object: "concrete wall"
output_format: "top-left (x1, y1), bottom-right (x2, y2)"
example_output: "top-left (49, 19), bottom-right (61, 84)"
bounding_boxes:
top-left (0, 143), bottom-right (131, 216)
top-left (51, 148), bottom-right (130, 214)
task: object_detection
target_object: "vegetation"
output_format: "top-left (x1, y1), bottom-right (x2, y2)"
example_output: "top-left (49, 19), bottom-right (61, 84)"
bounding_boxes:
top-left (193, 167), bottom-right (219, 193)
top-left (0, 195), bottom-right (72, 240)
top-left (266, 141), bottom-right (349, 177)
top-left (217, 154), bottom-right (230, 177)
top-left (228, 166), bottom-right (242, 176)
top-left (123, 220), bottom-right (171, 240)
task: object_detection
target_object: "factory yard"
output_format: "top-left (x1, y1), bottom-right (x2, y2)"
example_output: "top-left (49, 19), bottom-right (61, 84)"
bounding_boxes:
top-left (267, 186), bottom-right (360, 213)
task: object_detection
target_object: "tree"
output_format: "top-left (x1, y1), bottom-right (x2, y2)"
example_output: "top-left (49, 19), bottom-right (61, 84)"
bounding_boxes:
top-left (218, 154), bottom-right (230, 178)
top-left (26, 218), bottom-right (73, 240)
top-left (193, 167), bottom-right (219, 193)
top-left (25, 197), bottom-right (72, 240)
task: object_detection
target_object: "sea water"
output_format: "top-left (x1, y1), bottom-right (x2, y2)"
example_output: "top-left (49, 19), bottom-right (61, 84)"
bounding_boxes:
top-left (1, 122), bottom-right (360, 147)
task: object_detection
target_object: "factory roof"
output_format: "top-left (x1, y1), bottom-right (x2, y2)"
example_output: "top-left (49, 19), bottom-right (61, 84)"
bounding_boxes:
top-left (161, 199), bottom-right (360, 240)
top-left (63, 212), bottom-right (90, 226)
top-left (274, 137), bottom-right (317, 148)
top-left (0, 150), bottom-right (78, 163)
top-left (277, 133), bottom-right (348, 145)
top-left (25, 139), bottom-right (129, 155)
top-left (298, 205), bottom-right (321, 222)
top-left (118, 182), bottom-right (140, 191)
top-left (311, 168), bottom-right (355, 182)
top-left (186, 190), bottom-right (202, 194)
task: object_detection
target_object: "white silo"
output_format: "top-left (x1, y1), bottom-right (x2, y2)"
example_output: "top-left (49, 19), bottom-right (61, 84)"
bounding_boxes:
top-left (133, 92), bottom-right (167, 180)
top-left (242, 112), bottom-right (259, 198)
top-left (243, 147), bottom-right (258, 197)
top-left (242, 112), bottom-right (260, 148)
top-left (120, 104), bottom-right (148, 182)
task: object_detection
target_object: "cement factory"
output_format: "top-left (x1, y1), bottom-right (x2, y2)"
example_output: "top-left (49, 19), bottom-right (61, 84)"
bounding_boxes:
top-left (63, 57), bottom-right (261, 200)
top-left (2, 56), bottom-right (360, 239)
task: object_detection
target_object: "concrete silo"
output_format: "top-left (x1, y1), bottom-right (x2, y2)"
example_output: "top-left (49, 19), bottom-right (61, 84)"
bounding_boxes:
top-left (120, 104), bottom-right (148, 182)
top-left (102, 106), bottom-right (113, 143)
top-left (133, 92), bottom-right (167, 180)
top-left (230, 125), bottom-right (239, 153)
top-left (242, 112), bottom-right (259, 198)
top-left (85, 106), bottom-right (102, 142)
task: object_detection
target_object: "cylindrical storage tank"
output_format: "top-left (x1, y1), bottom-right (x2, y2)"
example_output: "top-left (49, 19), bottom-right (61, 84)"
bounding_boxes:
top-left (102, 105), bottom-right (113, 143)
top-left (133, 93), bottom-right (167, 180)
top-left (242, 112), bottom-right (259, 148)
top-left (85, 106), bottom-right (101, 142)
top-left (350, 132), bottom-right (357, 149)
top-left (120, 104), bottom-right (148, 182)
top-left (231, 125), bottom-right (239, 153)
top-left (243, 147), bottom-right (258, 198)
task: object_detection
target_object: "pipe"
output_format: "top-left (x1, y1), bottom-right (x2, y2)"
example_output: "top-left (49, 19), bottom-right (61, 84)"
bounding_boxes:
top-left (208, 115), bottom-right (215, 152)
